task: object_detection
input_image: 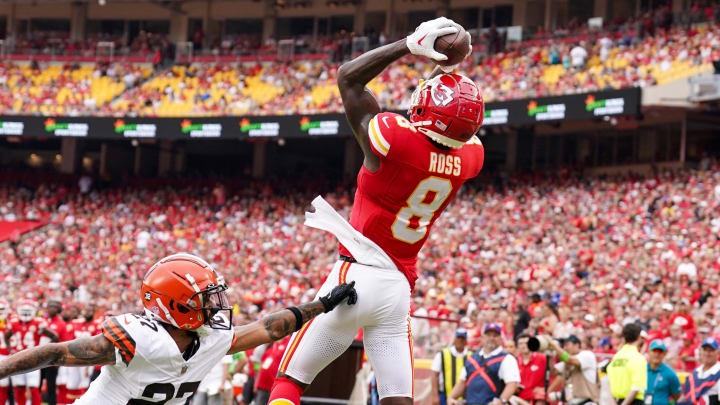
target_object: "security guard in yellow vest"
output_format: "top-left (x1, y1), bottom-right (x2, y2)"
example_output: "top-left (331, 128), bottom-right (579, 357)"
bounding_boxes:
top-left (432, 328), bottom-right (471, 405)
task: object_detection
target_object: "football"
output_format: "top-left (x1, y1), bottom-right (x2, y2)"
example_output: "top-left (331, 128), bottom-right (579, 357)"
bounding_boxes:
top-left (433, 26), bottom-right (471, 66)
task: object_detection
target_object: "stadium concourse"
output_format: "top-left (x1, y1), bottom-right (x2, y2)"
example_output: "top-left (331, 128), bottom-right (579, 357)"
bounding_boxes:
top-left (1, 160), bottom-right (719, 369)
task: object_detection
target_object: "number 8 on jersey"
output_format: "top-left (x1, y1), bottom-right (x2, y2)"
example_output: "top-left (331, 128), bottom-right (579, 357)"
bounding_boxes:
top-left (392, 177), bottom-right (452, 244)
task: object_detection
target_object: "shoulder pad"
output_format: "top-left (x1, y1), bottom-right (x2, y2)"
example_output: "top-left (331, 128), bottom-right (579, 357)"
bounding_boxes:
top-left (101, 315), bottom-right (139, 366)
top-left (368, 112), bottom-right (417, 158)
top-left (466, 136), bottom-right (483, 146)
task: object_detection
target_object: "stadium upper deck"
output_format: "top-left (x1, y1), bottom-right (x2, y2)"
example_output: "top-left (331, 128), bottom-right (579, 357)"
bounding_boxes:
top-left (0, 22), bottom-right (716, 117)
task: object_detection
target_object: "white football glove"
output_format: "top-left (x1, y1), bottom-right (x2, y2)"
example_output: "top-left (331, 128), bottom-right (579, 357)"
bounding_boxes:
top-left (406, 17), bottom-right (459, 61)
top-left (439, 30), bottom-right (473, 73)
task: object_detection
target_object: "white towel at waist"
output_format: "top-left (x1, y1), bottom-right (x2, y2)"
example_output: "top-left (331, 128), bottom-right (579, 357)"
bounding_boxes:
top-left (304, 195), bottom-right (398, 271)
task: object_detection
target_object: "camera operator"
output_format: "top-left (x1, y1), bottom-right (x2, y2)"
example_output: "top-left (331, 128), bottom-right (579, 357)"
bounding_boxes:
top-left (546, 335), bottom-right (598, 405)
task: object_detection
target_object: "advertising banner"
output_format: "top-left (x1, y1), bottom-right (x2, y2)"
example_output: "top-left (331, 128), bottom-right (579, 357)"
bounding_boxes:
top-left (0, 88), bottom-right (640, 139)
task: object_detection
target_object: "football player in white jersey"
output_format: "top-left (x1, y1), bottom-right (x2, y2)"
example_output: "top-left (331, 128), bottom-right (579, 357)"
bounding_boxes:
top-left (0, 253), bottom-right (357, 405)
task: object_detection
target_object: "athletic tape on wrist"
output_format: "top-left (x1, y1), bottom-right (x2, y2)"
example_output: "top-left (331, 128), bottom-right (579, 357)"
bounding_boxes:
top-left (286, 306), bottom-right (303, 332)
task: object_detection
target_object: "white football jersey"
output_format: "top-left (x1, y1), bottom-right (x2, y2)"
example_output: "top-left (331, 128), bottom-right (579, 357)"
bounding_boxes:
top-left (73, 312), bottom-right (234, 405)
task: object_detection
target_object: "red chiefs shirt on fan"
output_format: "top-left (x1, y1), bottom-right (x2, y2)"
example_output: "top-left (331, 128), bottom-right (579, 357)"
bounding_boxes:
top-left (255, 337), bottom-right (291, 391)
top-left (338, 111), bottom-right (484, 290)
top-left (9, 318), bottom-right (48, 352)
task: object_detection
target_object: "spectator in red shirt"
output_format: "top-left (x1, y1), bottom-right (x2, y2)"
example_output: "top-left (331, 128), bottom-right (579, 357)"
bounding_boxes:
top-left (677, 336), bottom-right (699, 371)
top-left (516, 334), bottom-right (548, 404)
top-left (669, 298), bottom-right (696, 339)
top-left (255, 337), bottom-right (291, 405)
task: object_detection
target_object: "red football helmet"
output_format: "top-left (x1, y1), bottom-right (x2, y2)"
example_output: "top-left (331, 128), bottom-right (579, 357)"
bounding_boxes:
top-left (408, 73), bottom-right (484, 148)
top-left (141, 253), bottom-right (232, 331)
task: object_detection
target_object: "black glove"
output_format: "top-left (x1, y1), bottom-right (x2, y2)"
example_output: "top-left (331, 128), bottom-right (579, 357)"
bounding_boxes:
top-left (319, 281), bottom-right (358, 313)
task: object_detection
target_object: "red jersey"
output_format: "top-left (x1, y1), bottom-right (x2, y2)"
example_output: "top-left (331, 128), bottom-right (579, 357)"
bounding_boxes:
top-left (9, 318), bottom-right (48, 352)
top-left (517, 353), bottom-right (547, 401)
top-left (71, 319), bottom-right (101, 339)
top-left (246, 349), bottom-right (257, 378)
top-left (0, 318), bottom-right (11, 355)
top-left (339, 112), bottom-right (485, 288)
top-left (41, 315), bottom-right (67, 345)
top-left (256, 337), bottom-right (291, 390)
top-left (60, 319), bottom-right (77, 342)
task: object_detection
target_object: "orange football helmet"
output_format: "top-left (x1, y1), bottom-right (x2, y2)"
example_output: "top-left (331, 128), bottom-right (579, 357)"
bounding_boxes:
top-left (141, 253), bottom-right (232, 330)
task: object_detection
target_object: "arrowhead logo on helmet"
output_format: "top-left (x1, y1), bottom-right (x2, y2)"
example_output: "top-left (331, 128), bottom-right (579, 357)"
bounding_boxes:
top-left (408, 73), bottom-right (484, 149)
top-left (431, 83), bottom-right (455, 107)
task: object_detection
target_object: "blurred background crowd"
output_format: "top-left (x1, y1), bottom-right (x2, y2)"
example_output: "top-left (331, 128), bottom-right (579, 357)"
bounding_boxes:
top-left (0, 0), bottom-right (719, 404)
top-left (1, 158), bottom-right (718, 372)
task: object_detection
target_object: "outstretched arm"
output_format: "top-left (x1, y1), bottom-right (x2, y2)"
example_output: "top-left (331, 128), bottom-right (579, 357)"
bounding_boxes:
top-left (227, 282), bottom-right (357, 354)
top-left (337, 39), bottom-right (409, 172)
top-left (337, 18), bottom-right (458, 172)
top-left (0, 334), bottom-right (115, 379)
top-left (228, 300), bottom-right (326, 354)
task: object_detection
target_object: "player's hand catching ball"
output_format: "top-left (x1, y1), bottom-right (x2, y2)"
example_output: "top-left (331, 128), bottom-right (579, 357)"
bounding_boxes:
top-left (406, 17), bottom-right (459, 61)
top-left (320, 281), bottom-right (358, 312)
top-left (439, 29), bottom-right (472, 73)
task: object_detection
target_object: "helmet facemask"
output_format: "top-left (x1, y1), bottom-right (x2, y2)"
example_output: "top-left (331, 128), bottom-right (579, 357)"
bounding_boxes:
top-left (186, 281), bottom-right (233, 331)
top-left (142, 253), bottom-right (235, 332)
top-left (17, 304), bottom-right (36, 322)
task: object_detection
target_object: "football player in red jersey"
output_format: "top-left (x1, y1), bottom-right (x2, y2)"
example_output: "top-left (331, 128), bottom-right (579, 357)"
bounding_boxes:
top-left (0, 299), bottom-right (12, 405)
top-left (41, 299), bottom-right (66, 405)
top-left (5, 299), bottom-right (59, 405)
top-left (269, 17), bottom-right (484, 405)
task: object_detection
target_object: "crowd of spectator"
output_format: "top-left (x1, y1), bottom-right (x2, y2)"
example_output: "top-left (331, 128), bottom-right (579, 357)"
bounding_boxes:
top-left (0, 158), bottom-right (718, 373)
top-left (432, 21), bottom-right (718, 104)
top-left (0, 61), bottom-right (152, 116)
top-left (5, 31), bottom-right (171, 59)
top-left (0, 18), bottom-right (716, 117)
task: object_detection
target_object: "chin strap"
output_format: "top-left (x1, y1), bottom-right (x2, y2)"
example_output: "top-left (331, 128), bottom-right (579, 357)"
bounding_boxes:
top-left (151, 299), bottom-right (180, 328)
